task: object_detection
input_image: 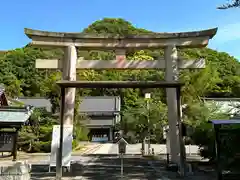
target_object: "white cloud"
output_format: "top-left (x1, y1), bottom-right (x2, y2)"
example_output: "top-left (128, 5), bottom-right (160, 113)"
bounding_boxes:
top-left (213, 23), bottom-right (240, 44)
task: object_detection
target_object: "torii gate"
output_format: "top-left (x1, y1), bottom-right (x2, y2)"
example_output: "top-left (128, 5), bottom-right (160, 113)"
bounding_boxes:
top-left (24, 27), bottom-right (217, 163)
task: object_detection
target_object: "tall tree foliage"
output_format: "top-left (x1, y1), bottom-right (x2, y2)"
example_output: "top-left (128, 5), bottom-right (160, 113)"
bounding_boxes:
top-left (122, 98), bottom-right (167, 143)
top-left (218, 0), bottom-right (240, 9)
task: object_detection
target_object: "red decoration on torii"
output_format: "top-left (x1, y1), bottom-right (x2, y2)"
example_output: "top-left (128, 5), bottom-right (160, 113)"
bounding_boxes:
top-left (116, 55), bottom-right (125, 68)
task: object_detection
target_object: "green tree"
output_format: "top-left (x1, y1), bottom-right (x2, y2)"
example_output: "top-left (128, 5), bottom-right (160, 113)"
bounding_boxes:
top-left (18, 109), bottom-right (58, 152)
top-left (122, 98), bottom-right (167, 143)
top-left (83, 18), bottom-right (152, 36)
top-left (41, 71), bottom-right (62, 113)
top-left (184, 101), bottom-right (229, 160)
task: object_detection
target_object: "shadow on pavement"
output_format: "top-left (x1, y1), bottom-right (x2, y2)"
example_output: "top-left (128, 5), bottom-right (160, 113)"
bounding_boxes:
top-left (31, 162), bottom-right (86, 179)
top-left (30, 155), bottom-right (160, 180)
top-left (77, 155), bottom-right (160, 180)
top-left (30, 154), bottom-right (217, 180)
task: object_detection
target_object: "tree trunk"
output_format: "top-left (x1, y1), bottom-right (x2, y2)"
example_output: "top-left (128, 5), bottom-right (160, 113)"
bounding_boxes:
top-left (141, 138), bottom-right (145, 156)
top-left (28, 141), bottom-right (32, 152)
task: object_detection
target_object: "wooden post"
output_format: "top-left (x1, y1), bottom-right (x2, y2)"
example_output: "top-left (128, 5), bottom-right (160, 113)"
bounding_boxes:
top-left (12, 129), bottom-right (19, 161)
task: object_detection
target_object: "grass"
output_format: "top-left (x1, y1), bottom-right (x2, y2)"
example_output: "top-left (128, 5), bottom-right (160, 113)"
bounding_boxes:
top-left (73, 144), bottom-right (85, 152)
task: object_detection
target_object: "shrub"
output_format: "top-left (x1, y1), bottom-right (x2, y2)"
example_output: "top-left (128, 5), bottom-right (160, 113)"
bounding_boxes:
top-left (191, 122), bottom-right (240, 162)
top-left (190, 125), bottom-right (216, 160)
top-left (72, 139), bottom-right (78, 149)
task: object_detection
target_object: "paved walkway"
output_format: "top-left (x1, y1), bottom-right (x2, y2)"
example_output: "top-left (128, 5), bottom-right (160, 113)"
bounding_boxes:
top-left (1, 143), bottom-right (210, 179)
top-left (92, 143), bottom-right (113, 154)
top-left (29, 155), bottom-right (216, 180)
top-left (90, 143), bottom-right (200, 155)
top-left (0, 143), bottom-right (102, 165)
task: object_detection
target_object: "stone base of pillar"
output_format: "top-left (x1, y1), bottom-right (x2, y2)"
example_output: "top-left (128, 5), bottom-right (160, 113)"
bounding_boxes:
top-left (0, 161), bottom-right (31, 179)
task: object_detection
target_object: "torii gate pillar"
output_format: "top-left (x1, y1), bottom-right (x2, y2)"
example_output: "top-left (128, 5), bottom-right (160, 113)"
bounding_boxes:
top-left (164, 45), bottom-right (180, 162)
top-left (62, 45), bottom-right (77, 125)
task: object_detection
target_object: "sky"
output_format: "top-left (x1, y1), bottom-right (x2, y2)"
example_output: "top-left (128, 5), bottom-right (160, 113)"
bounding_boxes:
top-left (0, 0), bottom-right (239, 60)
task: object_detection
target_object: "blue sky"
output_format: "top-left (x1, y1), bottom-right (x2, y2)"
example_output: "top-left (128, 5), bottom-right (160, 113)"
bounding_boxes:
top-left (0, 0), bottom-right (239, 60)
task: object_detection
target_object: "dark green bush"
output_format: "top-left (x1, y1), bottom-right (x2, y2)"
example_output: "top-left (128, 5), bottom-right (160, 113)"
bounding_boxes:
top-left (32, 141), bottom-right (51, 153)
top-left (72, 139), bottom-right (78, 149)
top-left (190, 123), bottom-right (216, 160)
top-left (191, 122), bottom-right (240, 162)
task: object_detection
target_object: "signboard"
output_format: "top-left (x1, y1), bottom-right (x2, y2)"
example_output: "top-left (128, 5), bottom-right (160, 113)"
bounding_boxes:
top-left (0, 132), bottom-right (15, 152)
top-left (92, 136), bottom-right (108, 142)
top-left (49, 125), bottom-right (73, 168)
top-left (116, 137), bottom-right (128, 177)
top-left (117, 138), bottom-right (128, 154)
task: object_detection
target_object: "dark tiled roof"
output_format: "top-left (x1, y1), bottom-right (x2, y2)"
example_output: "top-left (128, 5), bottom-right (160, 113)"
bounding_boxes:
top-left (203, 97), bottom-right (240, 101)
top-left (204, 98), bottom-right (240, 116)
top-left (17, 97), bottom-right (51, 112)
top-left (209, 119), bottom-right (240, 125)
top-left (16, 96), bottom-right (120, 115)
top-left (79, 111), bottom-right (120, 116)
top-left (79, 96), bottom-right (120, 112)
top-left (0, 106), bottom-right (34, 123)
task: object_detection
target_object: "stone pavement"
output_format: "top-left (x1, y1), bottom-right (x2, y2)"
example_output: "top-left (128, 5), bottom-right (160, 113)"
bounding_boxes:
top-left (30, 154), bottom-right (216, 180)
top-left (30, 155), bottom-right (164, 180)
top-left (0, 142), bottom-right (102, 165)
top-left (92, 143), bottom-right (113, 154)
top-left (80, 143), bottom-right (103, 155)
top-left (1, 143), bottom-right (213, 179)
top-left (94, 143), bottom-right (199, 155)
top-left (149, 160), bottom-right (216, 180)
